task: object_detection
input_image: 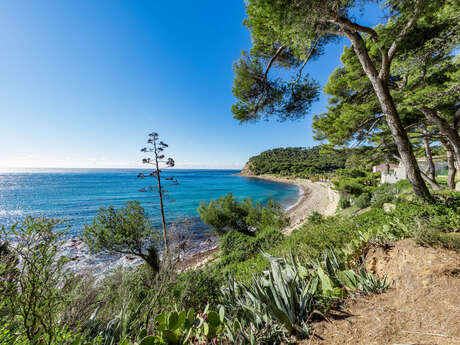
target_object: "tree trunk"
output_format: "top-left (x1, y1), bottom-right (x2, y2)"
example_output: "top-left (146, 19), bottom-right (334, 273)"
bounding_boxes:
top-left (347, 33), bottom-right (431, 199)
top-left (420, 107), bottom-right (460, 169)
top-left (440, 137), bottom-right (457, 190)
top-left (420, 171), bottom-right (442, 190)
top-left (422, 124), bottom-right (436, 180)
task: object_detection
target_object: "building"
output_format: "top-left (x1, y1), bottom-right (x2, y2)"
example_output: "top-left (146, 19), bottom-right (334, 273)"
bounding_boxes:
top-left (378, 161), bottom-right (448, 184)
top-left (372, 163), bottom-right (399, 173)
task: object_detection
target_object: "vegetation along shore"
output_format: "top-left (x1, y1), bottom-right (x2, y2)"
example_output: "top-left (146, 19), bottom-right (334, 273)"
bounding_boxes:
top-left (238, 172), bottom-right (339, 234)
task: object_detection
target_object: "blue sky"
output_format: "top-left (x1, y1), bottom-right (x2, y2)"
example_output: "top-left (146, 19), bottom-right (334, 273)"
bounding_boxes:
top-left (0, 1), bottom-right (385, 169)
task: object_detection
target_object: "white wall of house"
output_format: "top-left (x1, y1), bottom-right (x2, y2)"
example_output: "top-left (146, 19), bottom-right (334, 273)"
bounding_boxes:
top-left (380, 161), bottom-right (448, 184)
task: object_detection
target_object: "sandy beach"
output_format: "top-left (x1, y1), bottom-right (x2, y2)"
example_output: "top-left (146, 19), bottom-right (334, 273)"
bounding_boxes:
top-left (238, 174), bottom-right (339, 234)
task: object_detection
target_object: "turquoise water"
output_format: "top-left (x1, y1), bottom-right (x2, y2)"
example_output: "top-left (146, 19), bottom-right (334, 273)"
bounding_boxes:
top-left (0, 169), bottom-right (299, 239)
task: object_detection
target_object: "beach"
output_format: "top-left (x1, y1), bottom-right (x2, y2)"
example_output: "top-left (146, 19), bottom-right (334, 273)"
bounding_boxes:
top-left (182, 174), bottom-right (340, 269)
top-left (238, 174), bottom-right (339, 234)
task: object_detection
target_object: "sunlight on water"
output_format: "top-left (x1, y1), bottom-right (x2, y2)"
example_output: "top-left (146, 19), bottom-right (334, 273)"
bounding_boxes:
top-left (0, 169), bottom-right (300, 238)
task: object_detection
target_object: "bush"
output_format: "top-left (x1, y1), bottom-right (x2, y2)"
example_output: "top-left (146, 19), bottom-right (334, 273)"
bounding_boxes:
top-left (0, 218), bottom-right (74, 344)
top-left (355, 192), bottom-right (372, 209)
top-left (339, 197), bottom-right (352, 209)
top-left (83, 201), bottom-right (161, 271)
top-left (307, 211), bottom-right (324, 224)
top-left (219, 225), bottom-right (283, 265)
top-left (173, 268), bottom-right (222, 310)
top-left (198, 194), bottom-right (288, 236)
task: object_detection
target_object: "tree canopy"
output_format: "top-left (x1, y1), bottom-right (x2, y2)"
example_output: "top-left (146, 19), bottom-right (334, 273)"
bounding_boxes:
top-left (245, 146), bottom-right (348, 177)
top-left (83, 201), bottom-right (161, 271)
top-left (233, 0), bottom-right (460, 198)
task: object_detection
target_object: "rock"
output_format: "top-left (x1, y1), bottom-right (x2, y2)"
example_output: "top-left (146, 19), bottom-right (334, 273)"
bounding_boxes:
top-left (239, 161), bottom-right (254, 176)
top-left (383, 203), bottom-right (396, 213)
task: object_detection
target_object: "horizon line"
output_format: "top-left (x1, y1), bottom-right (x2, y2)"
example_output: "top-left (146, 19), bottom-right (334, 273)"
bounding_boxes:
top-left (0, 167), bottom-right (244, 171)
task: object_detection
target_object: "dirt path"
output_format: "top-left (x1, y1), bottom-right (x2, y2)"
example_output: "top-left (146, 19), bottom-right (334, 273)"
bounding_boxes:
top-left (306, 239), bottom-right (460, 345)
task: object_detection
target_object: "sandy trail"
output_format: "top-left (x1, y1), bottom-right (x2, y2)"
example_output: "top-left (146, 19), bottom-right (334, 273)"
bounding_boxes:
top-left (240, 175), bottom-right (339, 234)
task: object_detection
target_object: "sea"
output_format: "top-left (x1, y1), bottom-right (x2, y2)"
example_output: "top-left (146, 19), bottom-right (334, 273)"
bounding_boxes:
top-left (0, 169), bottom-right (300, 274)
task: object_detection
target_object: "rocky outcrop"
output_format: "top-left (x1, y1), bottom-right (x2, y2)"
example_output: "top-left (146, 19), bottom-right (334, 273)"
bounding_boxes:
top-left (239, 161), bottom-right (255, 176)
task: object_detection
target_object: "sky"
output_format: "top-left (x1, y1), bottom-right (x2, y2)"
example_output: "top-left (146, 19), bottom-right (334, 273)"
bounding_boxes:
top-left (0, 1), bottom-right (386, 169)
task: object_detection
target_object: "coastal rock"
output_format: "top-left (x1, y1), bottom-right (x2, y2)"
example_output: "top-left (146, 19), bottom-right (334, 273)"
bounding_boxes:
top-left (240, 161), bottom-right (254, 176)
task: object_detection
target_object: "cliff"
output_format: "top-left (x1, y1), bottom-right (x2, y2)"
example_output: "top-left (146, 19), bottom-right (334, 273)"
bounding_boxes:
top-left (239, 161), bottom-right (254, 176)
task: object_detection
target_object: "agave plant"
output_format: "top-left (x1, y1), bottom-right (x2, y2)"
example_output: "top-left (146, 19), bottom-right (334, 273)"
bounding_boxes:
top-left (221, 249), bottom-right (389, 340)
top-left (356, 270), bottom-right (389, 295)
top-left (221, 252), bottom-right (326, 338)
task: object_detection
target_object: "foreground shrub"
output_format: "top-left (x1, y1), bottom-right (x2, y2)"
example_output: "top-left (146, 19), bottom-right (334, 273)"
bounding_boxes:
top-left (83, 201), bottom-right (161, 271)
top-left (173, 268), bottom-right (222, 310)
top-left (0, 218), bottom-right (74, 344)
top-left (198, 194), bottom-right (288, 236)
top-left (219, 225), bottom-right (283, 265)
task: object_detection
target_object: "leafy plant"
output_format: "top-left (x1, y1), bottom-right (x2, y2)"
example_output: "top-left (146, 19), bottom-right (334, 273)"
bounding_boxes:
top-left (0, 217), bottom-right (74, 345)
top-left (148, 305), bottom-right (226, 344)
top-left (354, 192), bottom-right (372, 209)
top-left (198, 194), bottom-right (287, 236)
top-left (338, 197), bottom-right (351, 209)
top-left (83, 201), bottom-right (161, 271)
top-left (221, 249), bottom-right (388, 340)
top-left (307, 211), bottom-right (323, 224)
top-left (356, 270), bottom-right (389, 295)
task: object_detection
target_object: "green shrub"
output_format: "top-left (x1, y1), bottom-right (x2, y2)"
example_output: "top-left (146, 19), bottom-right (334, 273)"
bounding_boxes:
top-left (0, 218), bottom-right (75, 344)
top-left (198, 194), bottom-right (288, 236)
top-left (354, 192), bottom-right (372, 209)
top-left (83, 201), bottom-right (161, 271)
top-left (307, 211), bottom-right (324, 224)
top-left (173, 268), bottom-right (222, 310)
top-left (219, 226), bottom-right (283, 265)
top-left (339, 197), bottom-right (351, 209)
top-left (335, 168), bottom-right (367, 178)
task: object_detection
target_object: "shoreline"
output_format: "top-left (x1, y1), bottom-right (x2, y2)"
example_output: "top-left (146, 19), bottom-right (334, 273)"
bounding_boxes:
top-left (62, 173), bottom-right (338, 274)
top-left (238, 173), bottom-right (339, 234)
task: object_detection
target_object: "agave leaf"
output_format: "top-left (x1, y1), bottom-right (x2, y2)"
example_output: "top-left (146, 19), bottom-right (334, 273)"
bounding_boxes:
top-left (308, 276), bottom-right (319, 295)
top-left (336, 270), bottom-right (359, 289)
top-left (219, 305), bottom-right (225, 323)
top-left (297, 264), bottom-right (309, 278)
top-left (138, 335), bottom-right (156, 345)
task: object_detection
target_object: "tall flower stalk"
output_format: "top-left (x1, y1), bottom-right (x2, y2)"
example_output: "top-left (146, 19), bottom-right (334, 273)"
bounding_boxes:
top-left (139, 132), bottom-right (177, 259)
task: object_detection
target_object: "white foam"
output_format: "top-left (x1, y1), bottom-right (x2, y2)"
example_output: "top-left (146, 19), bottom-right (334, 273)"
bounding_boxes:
top-left (284, 186), bottom-right (304, 211)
